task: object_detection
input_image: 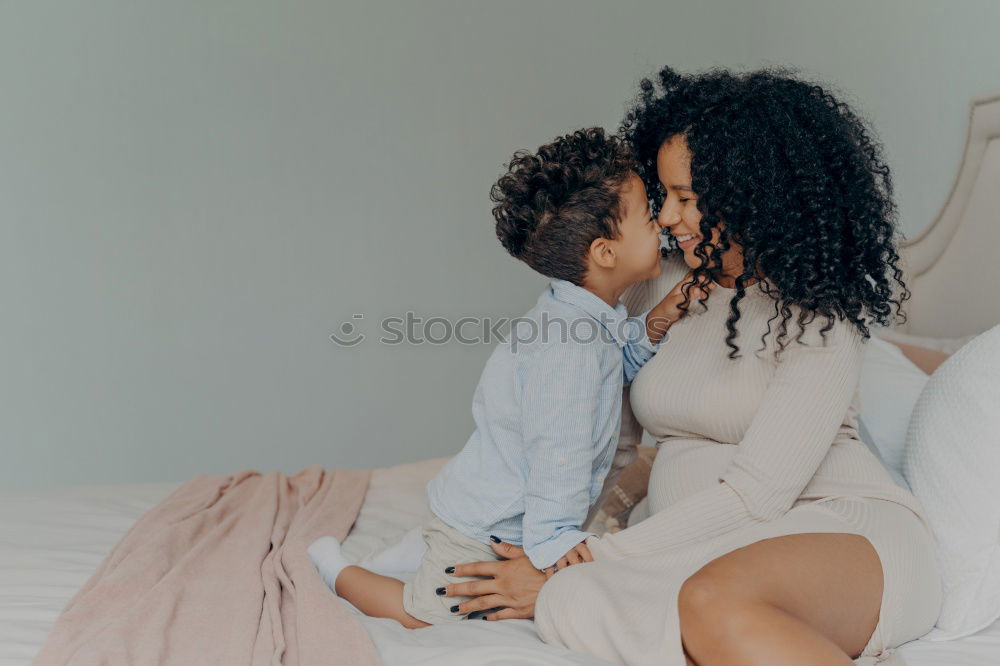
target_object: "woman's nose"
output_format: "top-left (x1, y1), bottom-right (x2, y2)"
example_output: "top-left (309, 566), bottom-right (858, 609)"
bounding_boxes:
top-left (658, 205), bottom-right (680, 229)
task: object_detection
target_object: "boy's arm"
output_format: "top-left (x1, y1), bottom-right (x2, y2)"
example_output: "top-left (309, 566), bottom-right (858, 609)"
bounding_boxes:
top-left (519, 341), bottom-right (604, 571)
top-left (622, 307), bottom-right (668, 385)
top-left (622, 273), bottom-right (716, 385)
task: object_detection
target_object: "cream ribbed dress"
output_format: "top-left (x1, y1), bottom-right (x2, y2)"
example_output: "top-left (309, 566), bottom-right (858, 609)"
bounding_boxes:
top-left (534, 254), bottom-right (942, 666)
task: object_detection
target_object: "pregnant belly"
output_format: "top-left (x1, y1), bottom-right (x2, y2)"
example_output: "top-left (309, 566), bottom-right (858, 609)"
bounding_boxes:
top-left (647, 438), bottom-right (738, 515)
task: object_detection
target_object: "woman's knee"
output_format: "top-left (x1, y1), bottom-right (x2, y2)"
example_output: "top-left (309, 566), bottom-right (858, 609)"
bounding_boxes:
top-left (678, 566), bottom-right (758, 650)
top-left (678, 568), bottom-right (729, 628)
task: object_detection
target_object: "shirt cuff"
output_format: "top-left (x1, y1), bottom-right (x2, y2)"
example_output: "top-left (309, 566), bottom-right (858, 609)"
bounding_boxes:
top-left (524, 529), bottom-right (596, 570)
top-left (625, 307), bottom-right (666, 355)
top-left (583, 534), bottom-right (610, 561)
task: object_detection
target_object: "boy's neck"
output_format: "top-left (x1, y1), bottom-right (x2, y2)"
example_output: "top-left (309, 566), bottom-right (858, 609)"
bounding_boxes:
top-left (580, 277), bottom-right (627, 308)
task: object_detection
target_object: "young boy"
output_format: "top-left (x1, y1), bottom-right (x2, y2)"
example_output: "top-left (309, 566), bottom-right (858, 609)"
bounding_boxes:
top-left (308, 127), bottom-right (708, 628)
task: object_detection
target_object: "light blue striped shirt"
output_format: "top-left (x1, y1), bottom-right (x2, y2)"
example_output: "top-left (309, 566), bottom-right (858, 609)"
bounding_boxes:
top-left (427, 279), bottom-right (664, 569)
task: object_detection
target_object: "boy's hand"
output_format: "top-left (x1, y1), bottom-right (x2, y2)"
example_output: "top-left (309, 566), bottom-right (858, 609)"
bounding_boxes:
top-left (645, 271), bottom-right (715, 343)
top-left (542, 540), bottom-right (594, 575)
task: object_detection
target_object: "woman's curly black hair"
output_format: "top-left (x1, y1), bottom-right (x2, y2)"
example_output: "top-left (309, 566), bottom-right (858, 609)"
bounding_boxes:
top-left (491, 127), bottom-right (636, 285)
top-left (622, 66), bottom-right (909, 358)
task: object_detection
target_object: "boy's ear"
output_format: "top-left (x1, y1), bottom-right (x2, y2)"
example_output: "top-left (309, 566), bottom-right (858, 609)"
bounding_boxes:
top-left (588, 236), bottom-right (617, 270)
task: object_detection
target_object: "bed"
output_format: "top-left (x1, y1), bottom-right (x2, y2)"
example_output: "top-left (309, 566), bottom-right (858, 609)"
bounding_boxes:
top-left (3, 95), bottom-right (1000, 666)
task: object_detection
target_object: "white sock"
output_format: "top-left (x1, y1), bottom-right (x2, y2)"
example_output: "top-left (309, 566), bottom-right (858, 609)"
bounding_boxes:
top-left (308, 536), bottom-right (352, 592)
top-left (358, 526), bottom-right (428, 576)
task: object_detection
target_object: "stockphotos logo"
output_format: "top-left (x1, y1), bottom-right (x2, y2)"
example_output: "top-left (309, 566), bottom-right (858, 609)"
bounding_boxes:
top-left (329, 312), bottom-right (670, 352)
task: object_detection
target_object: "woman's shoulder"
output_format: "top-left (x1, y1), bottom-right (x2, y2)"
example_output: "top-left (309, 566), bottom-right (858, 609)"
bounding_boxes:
top-left (721, 280), bottom-right (864, 357)
top-left (770, 304), bottom-right (866, 354)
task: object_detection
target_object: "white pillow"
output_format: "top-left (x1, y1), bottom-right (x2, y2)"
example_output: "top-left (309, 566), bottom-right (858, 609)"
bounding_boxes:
top-left (859, 336), bottom-right (929, 476)
top-left (903, 323), bottom-right (1000, 640)
top-left (857, 418), bottom-right (910, 491)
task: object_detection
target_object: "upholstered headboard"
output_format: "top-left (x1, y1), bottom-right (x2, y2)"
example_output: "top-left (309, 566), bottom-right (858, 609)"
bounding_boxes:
top-left (898, 95), bottom-right (1000, 339)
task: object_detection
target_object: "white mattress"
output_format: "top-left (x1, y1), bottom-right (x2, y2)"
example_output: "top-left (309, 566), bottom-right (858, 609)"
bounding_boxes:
top-left (2, 458), bottom-right (998, 666)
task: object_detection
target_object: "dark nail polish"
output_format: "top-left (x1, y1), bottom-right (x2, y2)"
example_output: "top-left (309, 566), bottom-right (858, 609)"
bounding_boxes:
top-left (444, 566), bottom-right (455, 574)
top-left (481, 615), bottom-right (488, 620)
top-left (450, 605), bottom-right (460, 613)
top-left (435, 587), bottom-right (446, 595)
top-left (489, 535), bottom-right (501, 543)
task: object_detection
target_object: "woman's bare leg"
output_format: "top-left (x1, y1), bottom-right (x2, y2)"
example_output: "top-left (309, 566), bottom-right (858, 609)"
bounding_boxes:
top-left (678, 533), bottom-right (883, 666)
top-left (334, 566), bottom-right (430, 629)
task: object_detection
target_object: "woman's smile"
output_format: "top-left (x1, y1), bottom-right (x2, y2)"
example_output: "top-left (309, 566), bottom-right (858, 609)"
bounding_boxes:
top-left (672, 231), bottom-right (702, 251)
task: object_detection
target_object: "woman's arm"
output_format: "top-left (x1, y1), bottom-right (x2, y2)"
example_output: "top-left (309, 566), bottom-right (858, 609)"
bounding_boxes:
top-left (586, 317), bottom-right (865, 561)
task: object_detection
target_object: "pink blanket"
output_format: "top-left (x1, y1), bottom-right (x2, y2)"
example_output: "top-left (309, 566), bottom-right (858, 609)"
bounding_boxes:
top-left (33, 466), bottom-right (380, 666)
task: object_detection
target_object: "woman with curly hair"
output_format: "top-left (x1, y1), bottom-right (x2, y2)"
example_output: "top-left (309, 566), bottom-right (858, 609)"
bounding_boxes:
top-left (439, 67), bottom-right (942, 666)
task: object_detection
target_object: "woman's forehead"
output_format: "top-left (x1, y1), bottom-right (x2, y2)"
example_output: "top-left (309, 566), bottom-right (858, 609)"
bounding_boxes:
top-left (656, 138), bottom-right (692, 186)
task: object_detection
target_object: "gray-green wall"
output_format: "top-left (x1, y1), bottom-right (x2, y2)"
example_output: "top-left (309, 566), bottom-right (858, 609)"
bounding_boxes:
top-left (3, 1), bottom-right (998, 490)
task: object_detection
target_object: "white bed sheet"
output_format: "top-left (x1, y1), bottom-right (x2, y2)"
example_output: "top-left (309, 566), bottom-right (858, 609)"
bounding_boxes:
top-left (0, 459), bottom-right (608, 666)
top-left (2, 458), bottom-right (998, 666)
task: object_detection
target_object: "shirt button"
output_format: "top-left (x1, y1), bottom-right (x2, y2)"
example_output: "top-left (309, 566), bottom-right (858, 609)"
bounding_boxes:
top-left (556, 456), bottom-right (566, 465)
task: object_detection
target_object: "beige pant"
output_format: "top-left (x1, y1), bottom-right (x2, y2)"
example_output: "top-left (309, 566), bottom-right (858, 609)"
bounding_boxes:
top-left (401, 515), bottom-right (504, 624)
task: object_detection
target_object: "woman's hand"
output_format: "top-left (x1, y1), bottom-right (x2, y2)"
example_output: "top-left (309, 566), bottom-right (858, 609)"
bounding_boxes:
top-left (440, 540), bottom-right (553, 621)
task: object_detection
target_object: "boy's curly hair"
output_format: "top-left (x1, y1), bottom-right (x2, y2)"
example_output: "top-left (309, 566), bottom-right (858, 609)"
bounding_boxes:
top-left (622, 66), bottom-right (909, 358)
top-left (491, 127), bottom-right (636, 285)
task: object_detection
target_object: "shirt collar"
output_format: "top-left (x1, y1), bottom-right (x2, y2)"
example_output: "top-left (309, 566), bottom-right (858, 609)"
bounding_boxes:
top-left (548, 279), bottom-right (633, 348)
